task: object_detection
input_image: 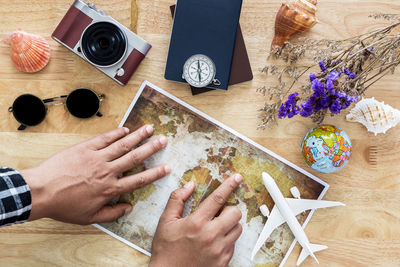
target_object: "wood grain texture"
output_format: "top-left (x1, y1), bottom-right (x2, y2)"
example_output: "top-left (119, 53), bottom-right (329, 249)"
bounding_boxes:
top-left (0, 0), bottom-right (399, 266)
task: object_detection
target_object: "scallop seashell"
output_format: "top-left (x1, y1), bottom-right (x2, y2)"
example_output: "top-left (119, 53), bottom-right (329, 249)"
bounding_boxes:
top-left (346, 97), bottom-right (400, 136)
top-left (271, 0), bottom-right (318, 50)
top-left (2, 29), bottom-right (50, 73)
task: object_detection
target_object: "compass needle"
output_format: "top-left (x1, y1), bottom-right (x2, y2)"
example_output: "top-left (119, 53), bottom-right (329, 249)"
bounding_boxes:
top-left (182, 54), bottom-right (218, 88)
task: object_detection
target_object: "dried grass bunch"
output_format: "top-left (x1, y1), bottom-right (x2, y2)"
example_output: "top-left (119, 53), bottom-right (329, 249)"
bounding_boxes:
top-left (257, 14), bottom-right (400, 129)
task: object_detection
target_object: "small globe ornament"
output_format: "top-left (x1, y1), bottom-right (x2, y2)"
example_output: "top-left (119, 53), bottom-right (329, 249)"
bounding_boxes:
top-left (301, 125), bottom-right (352, 174)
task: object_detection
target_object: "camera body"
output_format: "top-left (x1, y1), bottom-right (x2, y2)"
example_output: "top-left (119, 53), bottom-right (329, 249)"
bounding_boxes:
top-left (52, 0), bottom-right (151, 85)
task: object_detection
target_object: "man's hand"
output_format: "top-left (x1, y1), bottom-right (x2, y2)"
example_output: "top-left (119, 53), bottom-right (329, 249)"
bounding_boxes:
top-left (150, 174), bottom-right (243, 267)
top-left (20, 126), bottom-right (169, 225)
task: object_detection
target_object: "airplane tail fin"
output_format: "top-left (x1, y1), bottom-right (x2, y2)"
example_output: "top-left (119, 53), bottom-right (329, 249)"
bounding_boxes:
top-left (296, 243), bottom-right (328, 266)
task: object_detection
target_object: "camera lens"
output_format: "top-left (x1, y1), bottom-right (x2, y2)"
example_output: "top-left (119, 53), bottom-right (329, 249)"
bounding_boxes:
top-left (81, 22), bottom-right (127, 66)
top-left (99, 38), bottom-right (110, 49)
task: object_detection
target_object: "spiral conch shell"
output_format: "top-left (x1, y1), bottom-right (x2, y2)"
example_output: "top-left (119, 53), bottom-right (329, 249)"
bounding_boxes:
top-left (271, 0), bottom-right (318, 50)
top-left (346, 98), bottom-right (400, 136)
top-left (2, 29), bottom-right (50, 73)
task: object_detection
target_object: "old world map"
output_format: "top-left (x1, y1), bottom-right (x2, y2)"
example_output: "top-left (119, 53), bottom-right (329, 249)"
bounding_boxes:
top-left (99, 82), bottom-right (326, 267)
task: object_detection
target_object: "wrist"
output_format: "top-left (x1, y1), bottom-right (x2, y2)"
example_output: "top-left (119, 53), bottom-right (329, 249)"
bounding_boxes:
top-left (20, 167), bottom-right (51, 221)
top-left (149, 252), bottom-right (175, 267)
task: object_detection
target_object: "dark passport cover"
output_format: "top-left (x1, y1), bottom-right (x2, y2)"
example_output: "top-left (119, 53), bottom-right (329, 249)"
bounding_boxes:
top-left (170, 5), bottom-right (253, 95)
top-left (165, 0), bottom-right (243, 90)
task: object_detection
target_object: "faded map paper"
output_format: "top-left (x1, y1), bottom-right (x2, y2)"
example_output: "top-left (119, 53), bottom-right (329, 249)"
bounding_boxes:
top-left (95, 81), bottom-right (329, 267)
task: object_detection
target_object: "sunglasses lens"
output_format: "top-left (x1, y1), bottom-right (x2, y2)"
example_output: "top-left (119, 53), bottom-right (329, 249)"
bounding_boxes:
top-left (66, 88), bottom-right (100, 119)
top-left (12, 94), bottom-right (46, 126)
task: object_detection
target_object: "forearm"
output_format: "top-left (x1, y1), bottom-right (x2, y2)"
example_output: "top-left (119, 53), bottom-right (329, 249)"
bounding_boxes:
top-left (0, 167), bottom-right (32, 227)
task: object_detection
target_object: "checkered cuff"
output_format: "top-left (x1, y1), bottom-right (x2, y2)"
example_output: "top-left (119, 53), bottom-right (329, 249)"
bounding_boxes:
top-left (0, 167), bottom-right (31, 227)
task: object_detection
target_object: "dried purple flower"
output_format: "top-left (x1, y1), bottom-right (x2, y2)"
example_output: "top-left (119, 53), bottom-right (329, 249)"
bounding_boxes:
top-left (300, 100), bottom-right (313, 117)
top-left (327, 70), bottom-right (342, 81)
top-left (278, 71), bottom-right (359, 120)
top-left (319, 61), bottom-right (327, 72)
top-left (309, 73), bottom-right (317, 82)
top-left (278, 92), bottom-right (300, 119)
top-left (311, 79), bottom-right (324, 97)
top-left (326, 79), bottom-right (335, 95)
top-left (329, 99), bottom-right (342, 114)
top-left (288, 92), bottom-right (298, 102)
top-left (344, 68), bottom-right (357, 79)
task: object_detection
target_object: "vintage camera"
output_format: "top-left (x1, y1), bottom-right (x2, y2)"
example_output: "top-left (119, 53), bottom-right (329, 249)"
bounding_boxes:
top-left (52, 0), bottom-right (151, 85)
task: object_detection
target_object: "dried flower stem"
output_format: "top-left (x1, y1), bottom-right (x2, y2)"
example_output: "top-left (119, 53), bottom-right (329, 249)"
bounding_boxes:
top-left (257, 14), bottom-right (400, 128)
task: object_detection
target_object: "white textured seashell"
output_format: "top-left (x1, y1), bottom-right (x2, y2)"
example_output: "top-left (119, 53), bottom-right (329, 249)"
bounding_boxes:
top-left (346, 97), bottom-right (400, 135)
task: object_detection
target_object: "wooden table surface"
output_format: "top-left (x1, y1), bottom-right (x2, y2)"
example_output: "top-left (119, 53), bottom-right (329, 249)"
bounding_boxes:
top-left (0, 0), bottom-right (399, 266)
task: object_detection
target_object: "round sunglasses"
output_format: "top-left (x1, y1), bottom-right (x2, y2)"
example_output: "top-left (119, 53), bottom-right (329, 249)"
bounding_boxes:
top-left (9, 88), bottom-right (105, 130)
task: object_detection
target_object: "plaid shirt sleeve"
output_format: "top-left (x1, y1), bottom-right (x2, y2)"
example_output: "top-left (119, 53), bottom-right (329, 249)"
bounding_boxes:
top-left (0, 167), bottom-right (31, 227)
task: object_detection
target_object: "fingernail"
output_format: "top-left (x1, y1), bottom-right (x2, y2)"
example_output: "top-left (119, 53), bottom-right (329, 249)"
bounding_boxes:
top-left (123, 127), bottom-right (130, 134)
top-left (164, 165), bottom-right (171, 174)
top-left (234, 174), bottom-right (242, 183)
top-left (159, 136), bottom-right (168, 147)
top-left (145, 125), bottom-right (153, 135)
top-left (184, 181), bottom-right (194, 189)
top-left (124, 206), bottom-right (133, 215)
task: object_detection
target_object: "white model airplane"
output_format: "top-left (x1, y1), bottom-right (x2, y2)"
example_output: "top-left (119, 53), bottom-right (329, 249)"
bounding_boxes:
top-left (251, 172), bottom-right (345, 266)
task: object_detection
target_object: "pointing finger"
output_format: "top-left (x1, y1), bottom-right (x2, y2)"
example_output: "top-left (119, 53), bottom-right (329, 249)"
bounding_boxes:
top-left (86, 127), bottom-right (129, 150)
top-left (224, 223), bottom-right (242, 245)
top-left (196, 174), bottom-right (242, 220)
top-left (161, 181), bottom-right (195, 221)
top-left (213, 206), bottom-right (242, 234)
top-left (116, 164), bottom-right (171, 194)
top-left (111, 135), bottom-right (168, 173)
top-left (91, 203), bottom-right (132, 223)
top-left (101, 125), bottom-right (154, 161)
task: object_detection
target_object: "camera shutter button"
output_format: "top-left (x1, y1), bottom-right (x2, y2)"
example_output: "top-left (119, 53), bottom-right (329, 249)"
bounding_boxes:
top-left (116, 68), bottom-right (125, 77)
top-left (88, 3), bottom-right (106, 15)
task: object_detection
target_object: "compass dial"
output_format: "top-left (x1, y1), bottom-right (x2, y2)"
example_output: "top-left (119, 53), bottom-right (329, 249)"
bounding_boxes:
top-left (182, 54), bottom-right (216, 88)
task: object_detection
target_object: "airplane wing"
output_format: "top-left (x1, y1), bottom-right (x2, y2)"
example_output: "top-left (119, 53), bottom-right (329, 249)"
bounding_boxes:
top-left (251, 198), bottom-right (344, 260)
top-left (250, 205), bottom-right (286, 260)
top-left (285, 198), bottom-right (345, 217)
